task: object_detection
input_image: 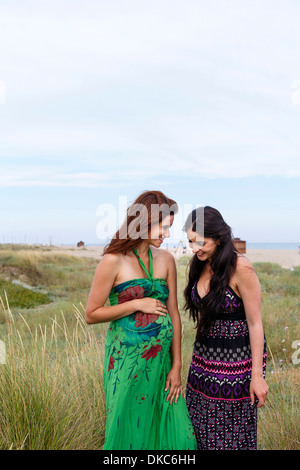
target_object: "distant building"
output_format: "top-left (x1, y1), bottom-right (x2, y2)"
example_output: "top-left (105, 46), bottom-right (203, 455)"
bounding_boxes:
top-left (77, 241), bottom-right (85, 247)
top-left (234, 237), bottom-right (246, 253)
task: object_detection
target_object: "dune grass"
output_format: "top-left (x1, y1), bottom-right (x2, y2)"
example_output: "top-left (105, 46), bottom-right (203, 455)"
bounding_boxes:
top-left (0, 246), bottom-right (299, 450)
top-left (0, 297), bottom-right (107, 450)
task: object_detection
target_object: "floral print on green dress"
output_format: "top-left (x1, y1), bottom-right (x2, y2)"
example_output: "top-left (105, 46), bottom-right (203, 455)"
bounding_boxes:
top-left (102, 248), bottom-right (197, 450)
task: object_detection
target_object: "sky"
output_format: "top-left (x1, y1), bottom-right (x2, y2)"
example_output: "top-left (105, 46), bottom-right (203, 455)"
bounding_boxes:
top-left (0, 0), bottom-right (299, 245)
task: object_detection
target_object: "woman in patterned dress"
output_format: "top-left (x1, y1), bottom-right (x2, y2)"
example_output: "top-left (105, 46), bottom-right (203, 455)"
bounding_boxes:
top-left (183, 206), bottom-right (268, 450)
top-left (85, 190), bottom-right (196, 450)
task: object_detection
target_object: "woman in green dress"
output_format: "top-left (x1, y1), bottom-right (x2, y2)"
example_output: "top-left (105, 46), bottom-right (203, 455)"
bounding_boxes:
top-left (85, 190), bottom-right (196, 450)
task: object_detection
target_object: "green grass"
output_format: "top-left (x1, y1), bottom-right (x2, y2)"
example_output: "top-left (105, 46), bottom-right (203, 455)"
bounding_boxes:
top-left (0, 246), bottom-right (299, 450)
top-left (0, 279), bottom-right (51, 311)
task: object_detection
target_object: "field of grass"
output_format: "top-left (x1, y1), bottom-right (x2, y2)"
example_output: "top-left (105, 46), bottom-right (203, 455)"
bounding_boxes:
top-left (0, 245), bottom-right (299, 450)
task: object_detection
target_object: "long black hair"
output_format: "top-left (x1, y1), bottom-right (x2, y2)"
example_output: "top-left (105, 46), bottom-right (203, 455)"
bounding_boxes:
top-left (183, 206), bottom-right (240, 338)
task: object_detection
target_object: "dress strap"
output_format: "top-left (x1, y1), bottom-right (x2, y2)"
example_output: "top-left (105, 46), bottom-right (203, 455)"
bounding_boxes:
top-left (133, 247), bottom-right (153, 280)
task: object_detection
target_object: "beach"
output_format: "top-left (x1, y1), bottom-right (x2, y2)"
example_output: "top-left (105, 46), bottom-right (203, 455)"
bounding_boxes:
top-left (47, 245), bottom-right (300, 269)
top-left (242, 249), bottom-right (300, 269)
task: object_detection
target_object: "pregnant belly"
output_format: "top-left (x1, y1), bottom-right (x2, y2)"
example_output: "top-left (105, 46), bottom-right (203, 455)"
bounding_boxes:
top-left (117, 311), bottom-right (173, 345)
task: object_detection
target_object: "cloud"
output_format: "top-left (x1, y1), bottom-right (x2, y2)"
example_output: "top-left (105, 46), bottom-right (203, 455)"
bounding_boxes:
top-left (0, 166), bottom-right (110, 188)
top-left (0, 0), bottom-right (300, 185)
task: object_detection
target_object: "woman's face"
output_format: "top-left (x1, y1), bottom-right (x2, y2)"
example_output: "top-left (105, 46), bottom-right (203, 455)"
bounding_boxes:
top-left (186, 227), bottom-right (220, 262)
top-left (149, 214), bottom-right (174, 248)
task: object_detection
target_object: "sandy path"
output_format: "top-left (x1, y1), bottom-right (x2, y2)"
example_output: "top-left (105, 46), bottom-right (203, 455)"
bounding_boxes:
top-left (47, 245), bottom-right (300, 269)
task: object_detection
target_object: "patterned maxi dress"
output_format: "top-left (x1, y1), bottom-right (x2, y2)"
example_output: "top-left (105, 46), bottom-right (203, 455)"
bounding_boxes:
top-left (185, 281), bottom-right (267, 450)
top-left (103, 248), bottom-right (197, 450)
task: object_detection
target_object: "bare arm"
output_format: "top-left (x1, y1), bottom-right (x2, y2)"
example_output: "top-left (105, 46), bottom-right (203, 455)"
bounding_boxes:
top-left (236, 257), bottom-right (269, 407)
top-left (85, 254), bottom-right (138, 324)
top-left (85, 254), bottom-right (168, 324)
top-left (164, 251), bottom-right (183, 404)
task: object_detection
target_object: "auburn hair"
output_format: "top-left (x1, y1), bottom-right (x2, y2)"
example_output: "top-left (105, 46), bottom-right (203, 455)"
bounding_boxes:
top-left (102, 190), bottom-right (178, 255)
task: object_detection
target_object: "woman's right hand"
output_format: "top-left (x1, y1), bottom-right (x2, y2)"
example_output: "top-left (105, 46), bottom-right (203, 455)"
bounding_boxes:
top-left (133, 297), bottom-right (168, 316)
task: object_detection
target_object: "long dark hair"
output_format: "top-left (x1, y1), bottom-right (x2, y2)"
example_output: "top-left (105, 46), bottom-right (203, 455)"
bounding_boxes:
top-left (183, 206), bottom-right (239, 338)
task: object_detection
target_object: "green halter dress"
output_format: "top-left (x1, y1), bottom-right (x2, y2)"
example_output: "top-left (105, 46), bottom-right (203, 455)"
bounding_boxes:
top-left (103, 247), bottom-right (196, 450)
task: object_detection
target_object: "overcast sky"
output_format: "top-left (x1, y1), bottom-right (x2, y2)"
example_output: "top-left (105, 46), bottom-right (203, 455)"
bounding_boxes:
top-left (0, 0), bottom-right (299, 244)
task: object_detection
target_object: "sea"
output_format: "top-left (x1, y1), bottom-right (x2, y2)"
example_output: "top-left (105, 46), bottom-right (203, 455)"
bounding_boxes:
top-left (2, 241), bottom-right (298, 250)
top-left (246, 243), bottom-right (299, 250)
top-left (81, 242), bottom-right (300, 250)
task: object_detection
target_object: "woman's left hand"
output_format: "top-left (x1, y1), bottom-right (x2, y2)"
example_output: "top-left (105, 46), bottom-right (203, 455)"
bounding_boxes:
top-left (250, 376), bottom-right (269, 408)
top-left (164, 366), bottom-right (183, 404)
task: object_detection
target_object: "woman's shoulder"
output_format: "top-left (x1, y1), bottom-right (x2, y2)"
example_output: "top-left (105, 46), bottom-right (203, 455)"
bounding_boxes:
top-left (101, 251), bottom-right (122, 259)
top-left (234, 252), bottom-right (257, 280)
top-left (151, 246), bottom-right (175, 263)
top-left (235, 252), bottom-right (254, 268)
top-left (99, 251), bottom-right (123, 268)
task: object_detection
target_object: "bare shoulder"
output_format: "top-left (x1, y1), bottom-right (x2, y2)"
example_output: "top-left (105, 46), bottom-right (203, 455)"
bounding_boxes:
top-left (236, 253), bottom-right (253, 268)
top-left (100, 252), bottom-right (122, 264)
top-left (235, 253), bottom-right (257, 279)
top-left (152, 246), bottom-right (175, 264)
top-left (97, 252), bottom-right (121, 273)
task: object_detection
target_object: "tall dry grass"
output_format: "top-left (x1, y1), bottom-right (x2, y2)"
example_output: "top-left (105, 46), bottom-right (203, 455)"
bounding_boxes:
top-left (0, 248), bottom-right (299, 450)
top-left (0, 294), bottom-right (106, 450)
